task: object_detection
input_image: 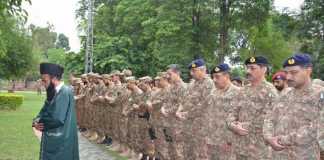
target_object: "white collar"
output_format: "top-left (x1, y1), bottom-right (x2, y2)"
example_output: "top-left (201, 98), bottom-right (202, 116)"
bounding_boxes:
top-left (55, 82), bottom-right (64, 93)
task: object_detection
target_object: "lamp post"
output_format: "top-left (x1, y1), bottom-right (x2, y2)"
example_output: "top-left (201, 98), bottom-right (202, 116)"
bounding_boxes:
top-left (85, 0), bottom-right (94, 73)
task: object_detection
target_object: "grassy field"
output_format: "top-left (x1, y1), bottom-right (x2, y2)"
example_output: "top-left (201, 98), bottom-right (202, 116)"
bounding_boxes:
top-left (0, 91), bottom-right (128, 160)
top-left (0, 91), bottom-right (44, 160)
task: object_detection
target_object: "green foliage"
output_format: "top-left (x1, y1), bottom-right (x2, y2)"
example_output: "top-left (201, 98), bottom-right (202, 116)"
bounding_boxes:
top-left (56, 33), bottom-right (70, 51)
top-left (47, 48), bottom-right (67, 66)
top-left (231, 66), bottom-right (246, 79)
top-left (0, 92), bottom-right (42, 159)
top-left (0, 94), bottom-right (24, 110)
top-left (298, 0), bottom-right (324, 79)
top-left (65, 51), bottom-right (85, 75)
top-left (71, 0), bottom-right (279, 77)
top-left (0, 17), bottom-right (34, 80)
top-left (71, 0), bottom-right (323, 80)
top-left (238, 19), bottom-right (292, 71)
top-left (29, 24), bottom-right (57, 59)
top-left (0, 0), bottom-right (31, 17)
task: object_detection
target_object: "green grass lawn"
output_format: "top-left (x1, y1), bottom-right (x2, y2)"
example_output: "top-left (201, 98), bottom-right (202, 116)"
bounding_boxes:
top-left (0, 91), bottom-right (44, 160)
top-left (0, 91), bottom-right (128, 160)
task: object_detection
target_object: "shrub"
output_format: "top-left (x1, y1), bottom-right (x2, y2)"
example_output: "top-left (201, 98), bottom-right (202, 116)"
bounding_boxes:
top-left (0, 94), bottom-right (24, 110)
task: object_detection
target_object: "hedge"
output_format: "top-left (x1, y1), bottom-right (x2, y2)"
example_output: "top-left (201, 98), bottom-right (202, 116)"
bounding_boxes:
top-left (0, 94), bottom-right (24, 110)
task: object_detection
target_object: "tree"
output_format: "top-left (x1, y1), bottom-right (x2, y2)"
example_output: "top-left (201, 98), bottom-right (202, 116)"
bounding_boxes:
top-left (30, 24), bottom-right (57, 59)
top-left (216, 0), bottom-right (274, 63)
top-left (0, 0), bottom-right (31, 17)
top-left (56, 33), bottom-right (71, 51)
top-left (298, 0), bottom-right (324, 79)
top-left (0, 17), bottom-right (34, 91)
top-left (238, 19), bottom-right (292, 71)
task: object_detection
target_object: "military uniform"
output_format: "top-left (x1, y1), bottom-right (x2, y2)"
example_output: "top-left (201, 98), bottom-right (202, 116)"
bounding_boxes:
top-left (227, 80), bottom-right (277, 160)
top-left (125, 87), bottom-right (143, 154)
top-left (207, 83), bottom-right (240, 160)
top-left (110, 82), bottom-right (123, 144)
top-left (150, 86), bottom-right (171, 159)
top-left (162, 81), bottom-right (187, 160)
top-left (263, 54), bottom-right (324, 160)
top-left (178, 76), bottom-right (214, 160)
top-left (263, 83), bottom-right (323, 160)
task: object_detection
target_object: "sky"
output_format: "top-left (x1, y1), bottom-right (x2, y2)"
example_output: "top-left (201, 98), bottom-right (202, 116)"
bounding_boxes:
top-left (23, 0), bottom-right (305, 52)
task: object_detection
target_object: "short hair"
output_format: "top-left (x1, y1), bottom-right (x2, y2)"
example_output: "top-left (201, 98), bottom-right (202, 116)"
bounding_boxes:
top-left (167, 64), bottom-right (181, 75)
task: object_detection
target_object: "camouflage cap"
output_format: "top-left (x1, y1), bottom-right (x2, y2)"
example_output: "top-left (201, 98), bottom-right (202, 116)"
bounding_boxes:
top-left (102, 74), bottom-right (111, 79)
top-left (81, 74), bottom-right (87, 78)
top-left (110, 70), bottom-right (121, 75)
top-left (94, 73), bottom-right (102, 79)
top-left (139, 76), bottom-right (153, 83)
top-left (125, 76), bottom-right (136, 83)
top-left (158, 72), bottom-right (168, 79)
top-left (122, 69), bottom-right (132, 77)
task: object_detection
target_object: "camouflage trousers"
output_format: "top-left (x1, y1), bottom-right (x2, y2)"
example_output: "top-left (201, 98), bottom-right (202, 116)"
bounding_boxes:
top-left (95, 104), bottom-right (106, 137)
top-left (154, 126), bottom-right (172, 160)
top-left (137, 117), bottom-right (150, 153)
top-left (183, 121), bottom-right (209, 160)
top-left (170, 128), bottom-right (185, 160)
top-left (127, 113), bottom-right (140, 153)
top-left (118, 115), bottom-right (128, 145)
top-left (75, 99), bottom-right (82, 127)
top-left (111, 110), bottom-right (120, 141)
top-left (102, 107), bottom-right (112, 138)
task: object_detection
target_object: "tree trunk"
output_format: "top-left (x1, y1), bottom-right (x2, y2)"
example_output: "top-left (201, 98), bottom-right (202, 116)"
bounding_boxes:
top-left (219, 0), bottom-right (230, 63)
top-left (192, 0), bottom-right (201, 58)
top-left (8, 80), bottom-right (15, 93)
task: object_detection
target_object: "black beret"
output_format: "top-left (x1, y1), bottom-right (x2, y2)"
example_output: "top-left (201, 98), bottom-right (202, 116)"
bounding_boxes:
top-left (40, 63), bottom-right (64, 77)
top-left (244, 56), bottom-right (269, 65)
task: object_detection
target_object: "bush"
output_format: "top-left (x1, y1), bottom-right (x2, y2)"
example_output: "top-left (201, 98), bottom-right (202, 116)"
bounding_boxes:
top-left (0, 94), bottom-right (24, 110)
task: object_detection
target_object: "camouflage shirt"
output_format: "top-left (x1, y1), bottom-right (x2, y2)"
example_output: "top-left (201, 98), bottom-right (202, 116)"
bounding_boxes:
top-left (263, 83), bottom-right (324, 160)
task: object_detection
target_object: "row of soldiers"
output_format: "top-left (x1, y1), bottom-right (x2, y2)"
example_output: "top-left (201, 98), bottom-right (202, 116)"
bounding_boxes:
top-left (72, 53), bottom-right (324, 160)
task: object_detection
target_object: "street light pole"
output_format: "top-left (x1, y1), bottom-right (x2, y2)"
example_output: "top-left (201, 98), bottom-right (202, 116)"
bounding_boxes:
top-left (85, 0), bottom-right (94, 73)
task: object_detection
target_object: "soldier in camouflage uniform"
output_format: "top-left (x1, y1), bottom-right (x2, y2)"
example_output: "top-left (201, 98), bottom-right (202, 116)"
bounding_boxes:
top-left (90, 74), bottom-right (111, 144)
top-left (125, 78), bottom-right (143, 159)
top-left (176, 58), bottom-right (214, 160)
top-left (227, 56), bottom-right (278, 160)
top-left (207, 63), bottom-right (239, 160)
top-left (108, 70), bottom-right (124, 151)
top-left (118, 76), bottom-right (135, 157)
top-left (83, 73), bottom-right (97, 138)
top-left (163, 64), bottom-right (187, 160)
top-left (272, 71), bottom-right (291, 96)
top-left (100, 74), bottom-right (116, 145)
top-left (137, 76), bottom-right (154, 159)
top-left (75, 74), bottom-right (89, 132)
top-left (149, 72), bottom-right (171, 160)
top-left (115, 74), bottom-right (132, 153)
top-left (72, 78), bottom-right (83, 128)
top-left (263, 54), bottom-right (324, 160)
top-left (88, 74), bottom-right (103, 141)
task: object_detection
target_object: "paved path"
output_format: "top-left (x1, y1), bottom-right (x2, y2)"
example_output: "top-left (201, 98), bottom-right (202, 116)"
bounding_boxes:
top-left (79, 133), bottom-right (115, 160)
